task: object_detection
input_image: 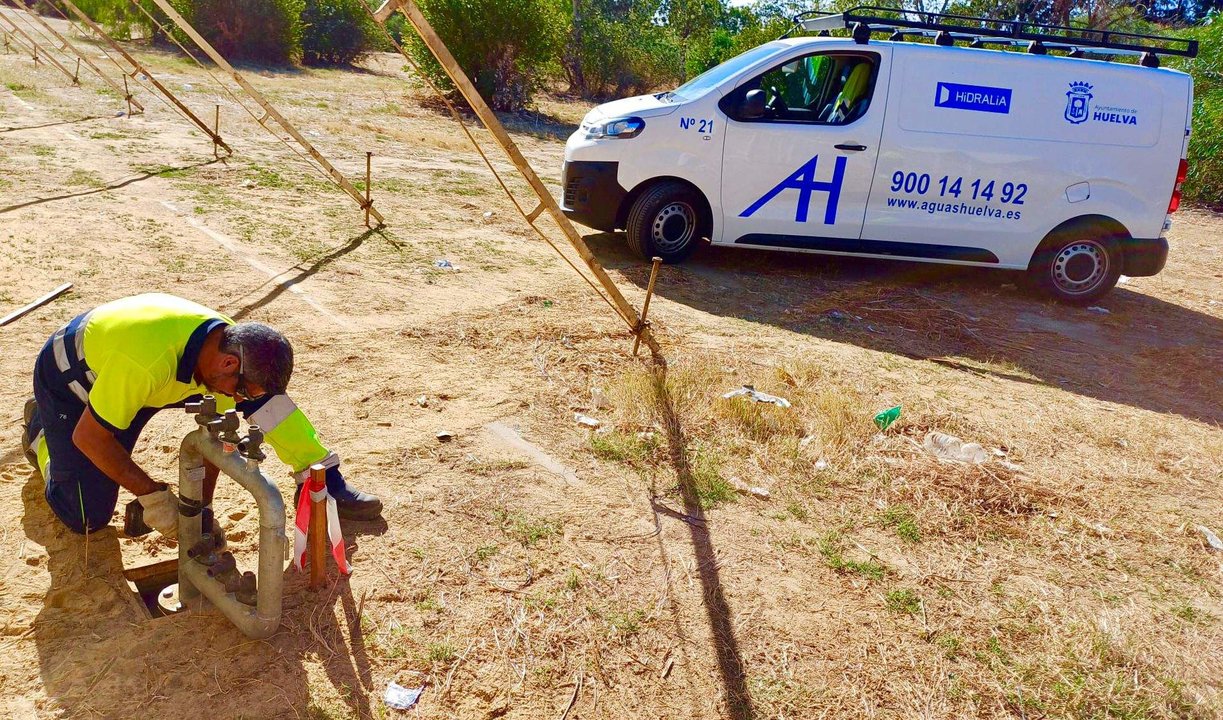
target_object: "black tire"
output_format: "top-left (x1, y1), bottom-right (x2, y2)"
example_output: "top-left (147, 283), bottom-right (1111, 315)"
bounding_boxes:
top-left (624, 181), bottom-right (708, 263)
top-left (1029, 225), bottom-right (1123, 304)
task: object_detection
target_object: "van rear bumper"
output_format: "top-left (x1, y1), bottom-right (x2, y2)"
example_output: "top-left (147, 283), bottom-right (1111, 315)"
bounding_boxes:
top-left (1121, 236), bottom-right (1168, 277)
top-left (561, 161), bottom-right (625, 232)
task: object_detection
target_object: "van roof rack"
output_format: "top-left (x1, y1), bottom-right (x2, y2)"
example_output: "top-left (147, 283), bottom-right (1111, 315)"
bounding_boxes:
top-left (791, 6), bottom-right (1198, 67)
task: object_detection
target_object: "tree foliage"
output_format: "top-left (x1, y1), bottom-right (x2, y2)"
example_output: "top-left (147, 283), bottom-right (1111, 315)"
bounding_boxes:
top-left (564, 0), bottom-right (683, 98)
top-left (171, 0), bottom-right (305, 64)
top-left (301, 0), bottom-right (380, 66)
top-left (407, 0), bottom-right (567, 111)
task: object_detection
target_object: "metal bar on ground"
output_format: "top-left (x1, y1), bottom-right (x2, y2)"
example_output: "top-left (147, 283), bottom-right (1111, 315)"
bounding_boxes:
top-left (147, 0), bottom-right (384, 225)
top-left (308, 464), bottom-right (328, 589)
top-left (632, 257), bottom-right (662, 357)
top-left (58, 0), bottom-right (229, 152)
top-left (0, 283), bottom-right (72, 327)
top-left (0, 11), bottom-right (77, 83)
top-left (10, 0), bottom-right (143, 111)
top-left (379, 0), bottom-right (659, 356)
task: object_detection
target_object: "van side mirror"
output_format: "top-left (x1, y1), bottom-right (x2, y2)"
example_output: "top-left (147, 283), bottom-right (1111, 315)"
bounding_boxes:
top-left (740, 89), bottom-right (766, 120)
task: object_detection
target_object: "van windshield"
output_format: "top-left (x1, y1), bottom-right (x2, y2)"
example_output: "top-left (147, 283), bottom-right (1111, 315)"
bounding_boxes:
top-left (672, 42), bottom-right (787, 100)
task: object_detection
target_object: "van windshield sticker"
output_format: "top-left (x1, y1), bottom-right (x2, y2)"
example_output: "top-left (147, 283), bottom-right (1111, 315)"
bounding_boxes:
top-left (935, 82), bottom-right (1012, 114)
top-left (740, 154), bottom-right (847, 224)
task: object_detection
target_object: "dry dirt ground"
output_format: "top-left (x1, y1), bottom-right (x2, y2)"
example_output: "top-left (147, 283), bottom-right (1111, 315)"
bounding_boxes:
top-left (1, 9), bottom-right (1221, 719)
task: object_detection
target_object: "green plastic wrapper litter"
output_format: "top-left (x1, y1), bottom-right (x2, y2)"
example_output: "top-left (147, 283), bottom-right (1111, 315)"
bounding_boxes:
top-left (874, 405), bottom-right (901, 431)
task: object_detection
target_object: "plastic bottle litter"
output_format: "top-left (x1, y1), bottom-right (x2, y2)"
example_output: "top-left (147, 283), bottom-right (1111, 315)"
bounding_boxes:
top-left (729, 477), bottom-right (770, 499)
top-left (1199, 525), bottom-right (1223, 553)
top-left (721, 385), bottom-right (791, 408)
top-left (923, 432), bottom-right (990, 464)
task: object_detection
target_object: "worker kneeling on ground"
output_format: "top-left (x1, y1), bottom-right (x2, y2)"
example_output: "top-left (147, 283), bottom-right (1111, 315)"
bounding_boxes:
top-left (18, 293), bottom-right (381, 539)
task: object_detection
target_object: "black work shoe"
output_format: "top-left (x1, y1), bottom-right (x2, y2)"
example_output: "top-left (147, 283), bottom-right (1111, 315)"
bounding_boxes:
top-left (294, 481), bottom-right (384, 521)
top-left (20, 397), bottom-right (39, 471)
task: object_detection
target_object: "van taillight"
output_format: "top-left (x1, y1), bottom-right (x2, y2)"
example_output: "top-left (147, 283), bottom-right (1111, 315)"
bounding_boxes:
top-left (1168, 158), bottom-right (1188, 213)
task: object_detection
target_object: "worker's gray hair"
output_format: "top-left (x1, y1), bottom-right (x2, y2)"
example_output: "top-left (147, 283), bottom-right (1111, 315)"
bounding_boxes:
top-left (219, 322), bottom-right (294, 395)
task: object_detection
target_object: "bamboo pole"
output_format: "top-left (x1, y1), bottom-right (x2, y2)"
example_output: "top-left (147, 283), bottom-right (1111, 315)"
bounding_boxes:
top-left (383, 0), bottom-right (659, 356)
top-left (147, 0), bottom-right (384, 225)
top-left (11, 0), bottom-right (144, 111)
top-left (59, 0), bottom-right (230, 152)
top-left (0, 18), bottom-right (36, 60)
top-left (0, 13), bottom-right (78, 83)
top-left (632, 257), bottom-right (662, 356)
top-left (364, 151), bottom-right (372, 228)
top-left (307, 464), bottom-right (328, 589)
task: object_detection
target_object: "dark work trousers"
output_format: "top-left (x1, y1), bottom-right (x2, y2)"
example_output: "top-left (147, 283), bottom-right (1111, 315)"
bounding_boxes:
top-left (30, 331), bottom-right (163, 535)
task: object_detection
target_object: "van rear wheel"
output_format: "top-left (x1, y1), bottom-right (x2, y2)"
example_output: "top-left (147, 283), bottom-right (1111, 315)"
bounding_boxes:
top-left (1030, 227), bottom-right (1122, 304)
top-left (625, 181), bottom-right (706, 263)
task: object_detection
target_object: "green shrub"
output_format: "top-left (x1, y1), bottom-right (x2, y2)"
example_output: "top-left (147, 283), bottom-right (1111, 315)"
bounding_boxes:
top-left (564, 2), bottom-right (683, 99)
top-left (408, 0), bottom-right (566, 111)
top-left (302, 0), bottom-right (379, 65)
top-left (1169, 17), bottom-right (1223, 207)
top-left (172, 0), bottom-right (305, 65)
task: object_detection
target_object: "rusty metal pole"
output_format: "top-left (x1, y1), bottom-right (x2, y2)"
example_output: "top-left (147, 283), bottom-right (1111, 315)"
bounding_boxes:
top-left (123, 75), bottom-right (131, 117)
top-left (73, 57), bottom-right (80, 84)
top-left (308, 464), bottom-right (328, 589)
top-left (214, 104), bottom-right (220, 160)
top-left (364, 152), bottom-right (372, 228)
top-left (632, 257), bottom-right (663, 357)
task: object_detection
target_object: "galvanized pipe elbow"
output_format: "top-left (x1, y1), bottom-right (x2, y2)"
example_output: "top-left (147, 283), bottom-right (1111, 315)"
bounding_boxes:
top-left (177, 426), bottom-right (287, 639)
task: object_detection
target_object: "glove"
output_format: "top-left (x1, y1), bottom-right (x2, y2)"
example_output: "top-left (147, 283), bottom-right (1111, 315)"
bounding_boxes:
top-left (137, 487), bottom-right (179, 539)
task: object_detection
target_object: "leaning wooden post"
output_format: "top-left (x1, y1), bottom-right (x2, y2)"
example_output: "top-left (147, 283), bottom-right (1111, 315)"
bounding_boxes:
top-left (0, 14), bottom-right (79, 82)
top-left (364, 152), bottom-right (372, 228)
top-left (374, 0), bottom-right (659, 356)
top-left (147, 0), bottom-right (384, 224)
top-left (11, 0), bottom-right (138, 107)
top-left (632, 257), bottom-right (662, 357)
top-left (59, 0), bottom-right (228, 152)
top-left (308, 464), bottom-right (328, 589)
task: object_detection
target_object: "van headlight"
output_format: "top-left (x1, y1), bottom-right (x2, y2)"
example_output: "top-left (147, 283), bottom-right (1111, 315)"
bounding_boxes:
top-left (584, 117), bottom-right (645, 140)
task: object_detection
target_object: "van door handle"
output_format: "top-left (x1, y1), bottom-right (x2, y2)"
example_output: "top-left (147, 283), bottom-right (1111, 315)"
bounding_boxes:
top-left (835, 143), bottom-right (868, 151)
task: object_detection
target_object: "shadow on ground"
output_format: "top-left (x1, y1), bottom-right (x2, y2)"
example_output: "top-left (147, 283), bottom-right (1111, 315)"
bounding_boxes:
top-left (19, 455), bottom-right (386, 718)
top-left (587, 233), bottom-right (1223, 425)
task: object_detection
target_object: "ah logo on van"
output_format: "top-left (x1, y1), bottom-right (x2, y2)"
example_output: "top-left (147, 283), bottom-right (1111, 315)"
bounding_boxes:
top-left (740, 154), bottom-right (847, 225)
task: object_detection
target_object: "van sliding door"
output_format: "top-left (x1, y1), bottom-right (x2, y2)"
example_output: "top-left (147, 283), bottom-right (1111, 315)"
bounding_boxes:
top-left (718, 48), bottom-right (888, 251)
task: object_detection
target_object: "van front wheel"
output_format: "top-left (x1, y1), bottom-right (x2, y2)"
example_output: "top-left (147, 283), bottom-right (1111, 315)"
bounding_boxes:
top-left (625, 182), bottom-right (706, 263)
top-left (1031, 230), bottom-right (1122, 304)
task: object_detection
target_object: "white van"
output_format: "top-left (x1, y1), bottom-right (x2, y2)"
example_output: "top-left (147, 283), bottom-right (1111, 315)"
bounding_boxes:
top-left (560, 9), bottom-right (1196, 302)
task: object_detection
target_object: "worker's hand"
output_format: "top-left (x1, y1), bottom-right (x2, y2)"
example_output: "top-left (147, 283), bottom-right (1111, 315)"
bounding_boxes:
top-left (137, 486), bottom-right (179, 539)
